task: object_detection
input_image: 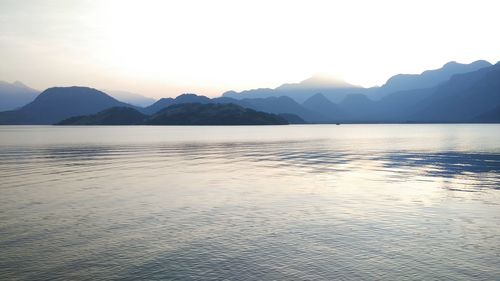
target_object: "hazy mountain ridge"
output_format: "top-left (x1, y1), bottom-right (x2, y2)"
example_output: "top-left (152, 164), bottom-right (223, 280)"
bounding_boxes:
top-left (145, 94), bottom-right (323, 122)
top-left (301, 93), bottom-right (343, 120)
top-left (411, 62), bottom-right (500, 122)
top-left (0, 81), bottom-right (40, 111)
top-left (223, 60), bottom-right (493, 103)
top-left (223, 76), bottom-right (363, 103)
top-left (371, 60), bottom-right (492, 100)
top-left (333, 62), bottom-right (500, 123)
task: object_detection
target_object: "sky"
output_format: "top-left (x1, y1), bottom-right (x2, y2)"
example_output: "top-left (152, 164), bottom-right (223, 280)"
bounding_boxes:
top-left (1, 0), bottom-right (499, 98)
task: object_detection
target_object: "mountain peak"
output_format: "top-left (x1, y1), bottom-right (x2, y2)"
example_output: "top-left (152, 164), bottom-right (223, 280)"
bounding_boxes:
top-left (176, 93), bottom-right (204, 99)
top-left (298, 74), bottom-right (357, 88)
top-left (304, 93), bottom-right (332, 103)
top-left (36, 86), bottom-right (114, 100)
top-left (276, 74), bottom-right (359, 92)
top-left (174, 93), bottom-right (211, 102)
top-left (0, 80), bottom-right (40, 111)
top-left (442, 60), bottom-right (491, 69)
top-left (302, 92), bottom-right (336, 110)
top-left (0, 86), bottom-right (133, 124)
top-left (13, 81), bottom-right (28, 87)
top-left (443, 61), bottom-right (459, 67)
top-left (470, 60), bottom-right (492, 67)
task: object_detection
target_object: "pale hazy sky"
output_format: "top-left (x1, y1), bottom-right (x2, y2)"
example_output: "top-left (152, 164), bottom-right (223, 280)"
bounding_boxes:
top-left (1, 0), bottom-right (499, 98)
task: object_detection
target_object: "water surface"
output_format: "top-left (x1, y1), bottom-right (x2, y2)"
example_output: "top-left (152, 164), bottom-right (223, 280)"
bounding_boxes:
top-left (1, 125), bottom-right (499, 280)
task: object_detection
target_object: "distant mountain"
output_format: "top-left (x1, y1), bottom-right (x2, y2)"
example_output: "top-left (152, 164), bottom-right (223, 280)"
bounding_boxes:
top-left (370, 87), bottom-right (436, 122)
top-left (370, 60), bottom-right (492, 100)
top-left (144, 93), bottom-right (210, 114)
top-left (58, 103), bottom-right (300, 126)
top-left (221, 96), bottom-right (327, 123)
top-left (302, 93), bottom-right (342, 120)
top-left (0, 86), bottom-right (135, 124)
top-left (103, 90), bottom-right (156, 107)
top-left (223, 88), bottom-right (274, 99)
top-left (285, 61), bottom-right (497, 122)
top-left (174, 93), bottom-right (211, 104)
top-left (277, 75), bottom-right (357, 90)
top-left (411, 62), bottom-right (500, 122)
top-left (342, 62), bottom-right (500, 123)
top-left (223, 61), bottom-right (492, 104)
top-left (145, 103), bottom-right (288, 125)
top-left (145, 94), bottom-right (324, 123)
top-left (57, 107), bottom-right (147, 125)
top-left (223, 75), bottom-right (363, 103)
top-left (0, 81), bottom-right (39, 111)
top-left (337, 94), bottom-right (377, 121)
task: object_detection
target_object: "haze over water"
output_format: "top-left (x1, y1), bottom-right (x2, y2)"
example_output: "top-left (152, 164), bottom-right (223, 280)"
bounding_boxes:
top-left (1, 124), bottom-right (499, 280)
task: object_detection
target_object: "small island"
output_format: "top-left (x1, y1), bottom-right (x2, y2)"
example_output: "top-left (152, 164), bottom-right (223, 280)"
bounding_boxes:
top-left (57, 103), bottom-right (295, 125)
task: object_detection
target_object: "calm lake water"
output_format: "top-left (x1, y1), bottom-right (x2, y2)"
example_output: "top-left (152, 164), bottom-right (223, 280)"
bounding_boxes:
top-left (1, 124), bottom-right (499, 280)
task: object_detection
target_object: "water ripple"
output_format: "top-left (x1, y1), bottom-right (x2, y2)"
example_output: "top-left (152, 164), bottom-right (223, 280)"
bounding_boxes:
top-left (1, 125), bottom-right (500, 280)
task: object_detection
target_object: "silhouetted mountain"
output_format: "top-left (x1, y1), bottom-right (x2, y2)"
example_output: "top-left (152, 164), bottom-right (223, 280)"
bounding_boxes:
top-left (0, 86), bottom-right (134, 124)
top-left (223, 75), bottom-right (363, 103)
top-left (145, 103), bottom-right (288, 125)
top-left (223, 61), bottom-right (492, 103)
top-left (144, 94), bottom-right (323, 123)
top-left (302, 93), bottom-right (342, 120)
top-left (370, 87), bottom-right (436, 121)
top-left (59, 102), bottom-right (297, 126)
top-left (144, 93), bottom-right (210, 114)
top-left (291, 62), bottom-right (500, 123)
top-left (343, 62), bottom-right (500, 123)
top-left (57, 107), bottom-right (147, 125)
top-left (370, 60), bottom-right (492, 100)
top-left (104, 90), bottom-right (156, 107)
top-left (411, 62), bottom-right (500, 122)
top-left (175, 93), bottom-right (211, 104)
top-left (0, 81), bottom-right (39, 111)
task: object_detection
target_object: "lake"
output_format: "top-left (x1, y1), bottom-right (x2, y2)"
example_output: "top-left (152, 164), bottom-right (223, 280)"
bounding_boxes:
top-left (0, 124), bottom-right (499, 280)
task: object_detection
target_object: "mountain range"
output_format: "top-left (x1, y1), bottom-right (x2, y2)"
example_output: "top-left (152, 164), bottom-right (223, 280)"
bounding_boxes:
top-left (223, 60), bottom-right (492, 103)
top-left (223, 75), bottom-right (363, 103)
top-left (0, 60), bottom-right (499, 124)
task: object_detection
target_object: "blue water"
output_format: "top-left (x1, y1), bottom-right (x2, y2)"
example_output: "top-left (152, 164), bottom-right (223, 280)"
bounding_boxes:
top-left (1, 124), bottom-right (499, 280)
